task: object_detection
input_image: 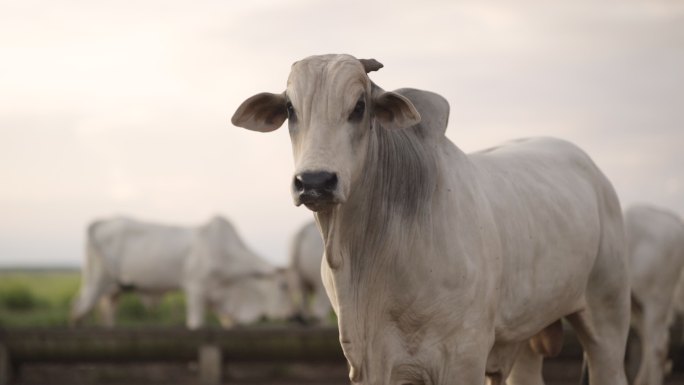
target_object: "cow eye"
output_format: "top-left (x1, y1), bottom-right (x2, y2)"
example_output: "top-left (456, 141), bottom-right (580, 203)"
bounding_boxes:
top-left (286, 101), bottom-right (297, 121)
top-left (348, 98), bottom-right (365, 122)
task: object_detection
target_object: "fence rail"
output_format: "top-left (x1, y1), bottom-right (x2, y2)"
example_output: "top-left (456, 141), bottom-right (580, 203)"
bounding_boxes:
top-left (1, 326), bottom-right (343, 363)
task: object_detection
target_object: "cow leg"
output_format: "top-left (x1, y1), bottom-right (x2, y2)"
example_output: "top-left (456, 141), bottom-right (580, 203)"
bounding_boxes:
top-left (487, 342), bottom-right (522, 385)
top-left (565, 205), bottom-right (630, 385)
top-left (625, 297), bottom-right (644, 383)
top-left (450, 333), bottom-right (494, 385)
top-left (70, 253), bottom-right (114, 325)
top-left (185, 286), bottom-right (206, 329)
top-left (567, 308), bottom-right (627, 385)
top-left (286, 271), bottom-right (308, 322)
top-left (507, 342), bottom-right (545, 385)
top-left (454, 355), bottom-right (490, 385)
top-left (310, 288), bottom-right (332, 323)
top-left (633, 302), bottom-right (670, 385)
top-left (567, 277), bottom-right (630, 385)
top-left (70, 287), bottom-right (102, 325)
top-left (71, 283), bottom-right (116, 326)
top-left (486, 372), bottom-right (506, 385)
top-left (297, 282), bottom-right (313, 321)
top-left (506, 319), bottom-right (563, 385)
top-left (98, 293), bottom-right (119, 327)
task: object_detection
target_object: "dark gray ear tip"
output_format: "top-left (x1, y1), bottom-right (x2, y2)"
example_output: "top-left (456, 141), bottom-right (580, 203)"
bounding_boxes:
top-left (360, 58), bottom-right (384, 73)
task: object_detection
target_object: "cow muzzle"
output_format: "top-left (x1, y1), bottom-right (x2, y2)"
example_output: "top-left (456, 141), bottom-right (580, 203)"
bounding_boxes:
top-left (292, 171), bottom-right (339, 211)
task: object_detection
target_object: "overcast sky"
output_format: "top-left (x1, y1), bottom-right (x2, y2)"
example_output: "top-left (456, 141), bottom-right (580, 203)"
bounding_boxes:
top-left (1, 0), bottom-right (683, 267)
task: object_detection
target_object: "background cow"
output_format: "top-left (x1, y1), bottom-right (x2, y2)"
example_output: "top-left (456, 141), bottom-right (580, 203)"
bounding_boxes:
top-left (626, 205), bottom-right (684, 385)
top-left (288, 221), bottom-right (332, 324)
top-left (183, 216), bottom-right (296, 329)
top-left (232, 54), bottom-right (630, 385)
top-left (71, 215), bottom-right (296, 329)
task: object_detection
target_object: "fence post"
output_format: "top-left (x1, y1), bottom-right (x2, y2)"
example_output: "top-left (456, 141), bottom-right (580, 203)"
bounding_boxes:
top-left (0, 343), bottom-right (10, 385)
top-left (198, 344), bottom-right (222, 385)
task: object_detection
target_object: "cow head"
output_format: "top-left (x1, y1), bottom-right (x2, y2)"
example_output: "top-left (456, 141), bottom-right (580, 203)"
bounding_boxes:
top-left (188, 216), bottom-right (299, 327)
top-left (232, 54), bottom-right (421, 212)
top-left (210, 268), bottom-right (297, 325)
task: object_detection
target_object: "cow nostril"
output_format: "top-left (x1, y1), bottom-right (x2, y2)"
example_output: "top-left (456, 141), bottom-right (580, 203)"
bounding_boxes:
top-left (293, 176), bottom-right (304, 192)
top-left (324, 173), bottom-right (338, 190)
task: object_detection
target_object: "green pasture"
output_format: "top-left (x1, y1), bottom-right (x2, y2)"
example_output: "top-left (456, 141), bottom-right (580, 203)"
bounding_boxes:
top-left (0, 269), bottom-right (189, 327)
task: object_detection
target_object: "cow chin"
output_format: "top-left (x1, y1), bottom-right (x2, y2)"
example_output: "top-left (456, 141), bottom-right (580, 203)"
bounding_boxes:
top-left (303, 201), bottom-right (337, 212)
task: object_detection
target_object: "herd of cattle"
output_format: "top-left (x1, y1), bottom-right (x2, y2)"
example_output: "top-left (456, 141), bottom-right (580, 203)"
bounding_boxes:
top-left (70, 54), bottom-right (683, 385)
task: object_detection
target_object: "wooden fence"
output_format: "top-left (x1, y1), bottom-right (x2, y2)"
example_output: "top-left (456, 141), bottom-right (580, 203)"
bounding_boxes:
top-left (0, 326), bottom-right (343, 385)
top-left (1, 325), bottom-right (682, 385)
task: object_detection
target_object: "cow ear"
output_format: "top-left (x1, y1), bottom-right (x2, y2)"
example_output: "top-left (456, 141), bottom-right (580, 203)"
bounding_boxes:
top-left (359, 58), bottom-right (383, 73)
top-left (231, 92), bottom-right (287, 132)
top-left (373, 91), bottom-right (421, 129)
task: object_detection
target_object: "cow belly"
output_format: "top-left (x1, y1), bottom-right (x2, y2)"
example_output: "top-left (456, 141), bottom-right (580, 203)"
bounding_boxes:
top-left (116, 251), bottom-right (186, 290)
top-left (494, 244), bottom-right (595, 342)
top-left (492, 224), bottom-right (598, 341)
top-left (496, 281), bottom-right (586, 343)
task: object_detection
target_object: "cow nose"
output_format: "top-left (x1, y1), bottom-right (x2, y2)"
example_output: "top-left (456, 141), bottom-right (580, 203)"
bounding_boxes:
top-left (294, 171), bottom-right (338, 193)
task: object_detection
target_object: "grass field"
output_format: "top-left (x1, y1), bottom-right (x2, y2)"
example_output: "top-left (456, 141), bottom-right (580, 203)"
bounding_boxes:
top-left (0, 269), bottom-right (189, 327)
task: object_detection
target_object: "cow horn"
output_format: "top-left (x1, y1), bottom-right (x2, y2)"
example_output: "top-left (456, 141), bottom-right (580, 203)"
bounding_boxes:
top-left (359, 58), bottom-right (383, 73)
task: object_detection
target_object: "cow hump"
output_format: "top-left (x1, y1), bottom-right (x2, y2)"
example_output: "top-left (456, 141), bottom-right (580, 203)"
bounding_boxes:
top-left (394, 88), bottom-right (450, 138)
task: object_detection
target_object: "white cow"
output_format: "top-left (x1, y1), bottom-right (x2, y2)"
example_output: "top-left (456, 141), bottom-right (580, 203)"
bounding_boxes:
top-left (232, 54), bottom-right (630, 385)
top-left (71, 216), bottom-right (295, 329)
top-left (183, 216), bottom-right (296, 328)
top-left (289, 221), bottom-right (332, 323)
top-left (625, 205), bottom-right (684, 385)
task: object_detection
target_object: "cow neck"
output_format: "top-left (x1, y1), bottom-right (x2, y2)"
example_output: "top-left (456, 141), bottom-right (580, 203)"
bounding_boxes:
top-left (315, 120), bottom-right (442, 366)
top-left (320, 85), bottom-right (445, 263)
top-left (326, 120), bottom-right (437, 269)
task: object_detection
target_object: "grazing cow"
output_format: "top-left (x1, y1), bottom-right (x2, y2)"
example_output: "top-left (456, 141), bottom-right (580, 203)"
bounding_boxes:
top-left (71, 216), bottom-right (295, 329)
top-left (289, 221), bottom-right (332, 323)
top-left (183, 216), bottom-right (296, 328)
top-left (625, 205), bottom-right (684, 385)
top-left (232, 54), bottom-right (629, 385)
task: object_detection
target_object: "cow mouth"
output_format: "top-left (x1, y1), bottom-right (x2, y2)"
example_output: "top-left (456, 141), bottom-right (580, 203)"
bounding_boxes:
top-left (295, 191), bottom-right (338, 212)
